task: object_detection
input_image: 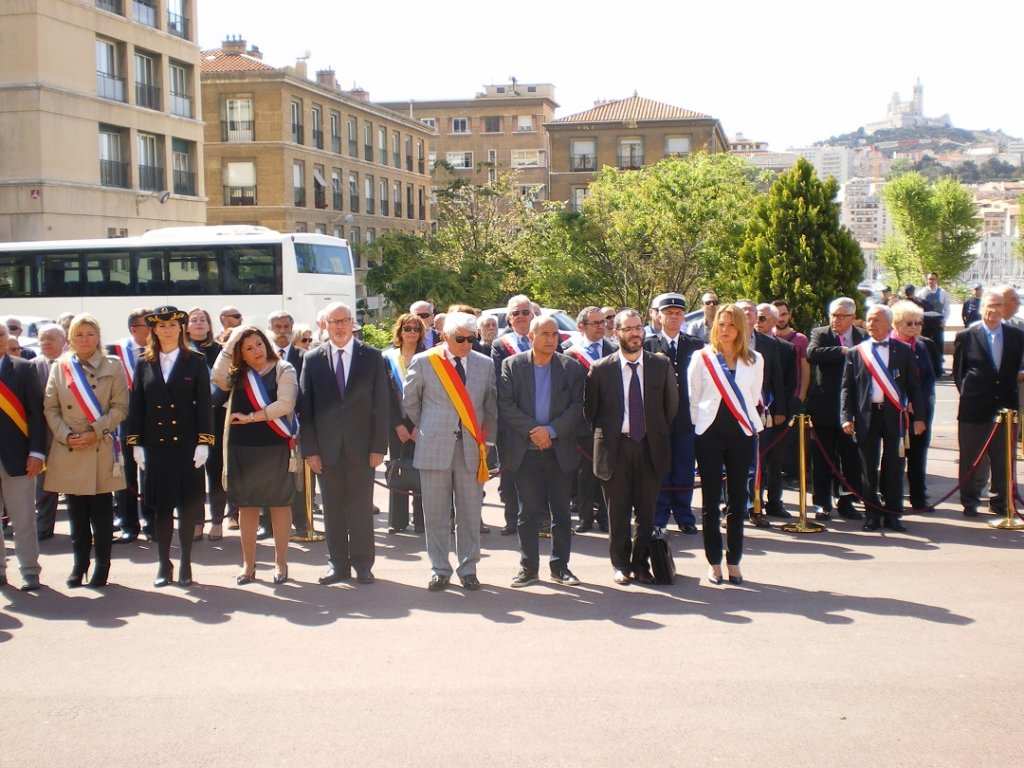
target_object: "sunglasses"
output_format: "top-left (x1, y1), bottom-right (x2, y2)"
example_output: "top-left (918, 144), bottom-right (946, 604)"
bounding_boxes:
top-left (903, 321), bottom-right (923, 327)
top-left (7, 325), bottom-right (21, 331)
top-left (509, 309), bottom-right (532, 318)
top-left (222, 313), bottom-right (242, 320)
top-left (605, 316), bottom-right (615, 321)
top-left (416, 312), bottom-right (432, 319)
top-left (300, 336), bottom-right (313, 342)
top-left (452, 334), bottom-right (476, 344)
top-left (401, 325), bottom-right (422, 333)
top-left (703, 300), bottom-right (719, 306)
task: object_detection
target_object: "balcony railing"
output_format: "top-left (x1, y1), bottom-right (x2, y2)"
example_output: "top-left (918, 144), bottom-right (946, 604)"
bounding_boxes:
top-left (96, 0), bottom-right (123, 14)
top-left (617, 153), bottom-right (644, 170)
top-left (170, 92), bottom-right (193, 118)
top-left (418, 205), bottom-right (426, 221)
top-left (394, 202), bottom-right (402, 218)
top-left (314, 188), bottom-right (327, 209)
top-left (135, 82), bottom-right (161, 110)
top-left (332, 135), bottom-right (341, 154)
top-left (292, 124), bottom-right (304, 145)
top-left (96, 72), bottom-right (125, 102)
top-left (364, 145), bottom-right (373, 162)
top-left (294, 187), bottom-right (306, 207)
top-left (380, 200), bottom-right (389, 216)
top-left (137, 163), bottom-right (164, 192)
top-left (167, 11), bottom-right (189, 39)
top-left (173, 169), bottom-right (196, 196)
top-left (571, 154), bottom-right (596, 172)
top-left (365, 199), bottom-right (375, 215)
top-left (100, 159), bottom-right (129, 188)
top-left (393, 153), bottom-right (401, 168)
top-left (221, 120), bottom-right (254, 142)
top-left (407, 201), bottom-right (414, 220)
top-left (349, 196), bottom-right (360, 213)
top-left (332, 192), bottom-right (343, 210)
top-left (224, 186), bottom-right (257, 206)
top-left (132, 0), bottom-right (157, 28)
top-left (418, 159), bottom-right (425, 174)
top-left (348, 139), bottom-right (358, 157)
top-left (406, 155), bottom-right (413, 172)
top-left (312, 129), bottom-right (324, 150)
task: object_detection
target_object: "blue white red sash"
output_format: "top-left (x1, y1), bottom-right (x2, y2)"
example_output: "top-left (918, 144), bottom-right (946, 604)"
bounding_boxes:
top-left (566, 347), bottom-right (593, 370)
top-left (701, 351), bottom-right (757, 436)
top-left (500, 336), bottom-right (518, 357)
top-left (64, 356), bottom-right (121, 467)
top-left (243, 368), bottom-right (296, 444)
top-left (112, 341), bottom-right (136, 389)
top-left (857, 340), bottom-right (908, 438)
top-left (384, 351), bottom-right (406, 393)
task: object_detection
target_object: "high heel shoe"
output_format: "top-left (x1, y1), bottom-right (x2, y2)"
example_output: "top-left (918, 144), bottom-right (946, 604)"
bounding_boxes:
top-left (192, 523), bottom-right (204, 542)
top-left (87, 564), bottom-right (110, 588)
top-left (66, 568), bottom-right (86, 588)
top-left (727, 566), bottom-right (743, 585)
top-left (178, 562), bottom-right (193, 587)
top-left (154, 563), bottom-right (174, 588)
top-left (707, 567), bottom-right (723, 585)
top-left (273, 566), bottom-right (289, 585)
top-left (236, 566), bottom-right (256, 586)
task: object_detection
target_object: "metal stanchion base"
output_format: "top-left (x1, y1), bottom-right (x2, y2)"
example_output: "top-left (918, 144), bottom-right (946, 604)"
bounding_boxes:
top-left (780, 520), bottom-right (827, 534)
top-left (988, 517), bottom-right (1024, 530)
top-left (290, 531), bottom-right (326, 542)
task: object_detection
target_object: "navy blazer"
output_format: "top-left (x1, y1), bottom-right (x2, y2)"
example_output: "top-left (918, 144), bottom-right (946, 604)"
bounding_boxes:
top-left (840, 339), bottom-right (925, 438)
top-left (953, 323), bottom-right (1024, 423)
top-left (643, 332), bottom-right (703, 432)
top-left (806, 325), bottom-right (869, 426)
top-left (0, 355), bottom-right (47, 476)
top-left (125, 349), bottom-right (215, 450)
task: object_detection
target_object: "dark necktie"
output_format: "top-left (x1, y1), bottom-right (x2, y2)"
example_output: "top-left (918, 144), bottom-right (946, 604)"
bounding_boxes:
top-left (872, 340), bottom-right (888, 348)
top-left (454, 356), bottom-right (466, 384)
top-left (589, 342), bottom-right (600, 359)
top-left (518, 335), bottom-right (530, 352)
top-left (279, 348), bottom-right (286, 358)
top-left (627, 361), bottom-right (645, 443)
top-left (335, 348), bottom-right (345, 399)
top-left (669, 339), bottom-right (677, 363)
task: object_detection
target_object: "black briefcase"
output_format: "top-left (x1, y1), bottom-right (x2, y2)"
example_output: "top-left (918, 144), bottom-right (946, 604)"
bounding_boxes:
top-left (384, 443), bottom-right (420, 494)
top-left (649, 528), bottom-right (676, 585)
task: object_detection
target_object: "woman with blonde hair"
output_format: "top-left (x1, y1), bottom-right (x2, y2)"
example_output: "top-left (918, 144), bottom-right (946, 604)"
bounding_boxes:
top-left (687, 303), bottom-right (764, 586)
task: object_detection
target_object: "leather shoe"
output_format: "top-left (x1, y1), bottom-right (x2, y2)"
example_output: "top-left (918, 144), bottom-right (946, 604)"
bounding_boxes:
top-left (460, 574), bottom-right (481, 590)
top-left (388, 526), bottom-right (408, 534)
top-left (21, 574), bottom-right (41, 591)
top-left (140, 527), bottom-right (156, 542)
top-left (633, 570), bottom-right (655, 585)
top-left (356, 571), bottom-right (375, 584)
top-left (153, 565), bottom-right (174, 588)
top-left (427, 574), bottom-right (449, 591)
top-left (598, 522), bottom-right (609, 533)
top-left (479, 523), bottom-right (491, 534)
top-left (499, 525), bottom-right (516, 536)
top-left (207, 524), bottom-right (223, 542)
top-left (681, 524), bottom-right (698, 535)
top-left (837, 502), bottom-right (863, 520)
top-left (114, 530), bottom-right (138, 544)
top-left (178, 563), bottom-right (193, 587)
top-left (884, 518), bottom-right (907, 533)
top-left (963, 508), bottom-right (979, 518)
top-left (749, 513), bottom-right (771, 528)
top-left (765, 505), bottom-right (792, 519)
top-left (0, 572), bottom-right (7, 587)
top-left (66, 569), bottom-right (85, 588)
top-left (813, 506), bottom-right (832, 521)
top-left (612, 569), bottom-right (630, 585)
top-left (707, 567), bottom-right (723, 585)
top-left (574, 522), bottom-right (593, 533)
top-left (319, 567), bottom-right (351, 585)
top-left (862, 518), bottom-right (881, 532)
top-left (37, 530), bottom-right (54, 541)
top-left (255, 525), bottom-right (272, 540)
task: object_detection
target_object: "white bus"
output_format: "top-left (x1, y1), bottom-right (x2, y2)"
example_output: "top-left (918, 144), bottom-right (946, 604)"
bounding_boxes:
top-left (0, 225), bottom-right (355, 338)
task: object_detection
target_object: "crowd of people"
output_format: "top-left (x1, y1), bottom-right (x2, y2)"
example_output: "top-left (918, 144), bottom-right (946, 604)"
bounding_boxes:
top-left (0, 273), bottom-right (1020, 593)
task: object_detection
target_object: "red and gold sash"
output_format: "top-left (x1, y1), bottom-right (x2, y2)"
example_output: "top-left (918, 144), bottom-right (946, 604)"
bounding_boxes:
top-left (427, 349), bottom-right (489, 483)
top-left (0, 379), bottom-right (28, 437)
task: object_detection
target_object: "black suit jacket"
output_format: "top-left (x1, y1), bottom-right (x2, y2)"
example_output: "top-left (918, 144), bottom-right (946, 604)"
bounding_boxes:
top-left (583, 351), bottom-right (678, 481)
top-left (806, 325), bottom-right (868, 426)
top-left (498, 350), bottom-right (585, 474)
top-left (953, 323), bottom-right (1024, 423)
top-left (0, 355), bottom-right (46, 476)
top-left (752, 332), bottom-right (790, 419)
top-left (643, 332), bottom-right (703, 431)
top-left (298, 339), bottom-right (389, 466)
top-left (125, 350), bottom-right (215, 450)
top-left (840, 340), bottom-right (925, 438)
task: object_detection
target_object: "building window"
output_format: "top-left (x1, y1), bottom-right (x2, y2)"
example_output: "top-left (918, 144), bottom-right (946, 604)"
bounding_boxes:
top-left (487, 149), bottom-right (497, 183)
top-left (171, 138), bottom-right (196, 196)
top-left (131, 0), bottom-right (157, 28)
top-left (330, 111), bottom-right (341, 153)
top-left (348, 172), bottom-right (359, 213)
top-left (392, 131), bottom-right (401, 168)
top-left (418, 187), bottom-right (426, 220)
top-left (380, 179), bottom-right (389, 216)
top-left (406, 184), bottom-right (414, 220)
top-left (405, 136), bottom-right (413, 171)
top-left (516, 115), bottom-right (534, 132)
top-left (293, 161), bottom-right (305, 207)
top-left (223, 161), bottom-right (256, 205)
top-left (364, 175), bottom-right (375, 214)
top-left (420, 117), bottom-right (435, 129)
top-left (347, 117), bottom-right (358, 157)
top-left (98, 125), bottom-right (128, 188)
top-left (223, 97), bottom-right (253, 141)
top-left (511, 149), bottom-right (544, 168)
top-left (350, 227), bottom-right (361, 255)
top-left (483, 116), bottom-right (502, 133)
top-left (363, 121), bottom-right (373, 161)
top-left (571, 187), bottom-right (588, 213)
top-left (166, 0), bottom-right (189, 39)
top-left (334, 226), bottom-right (344, 239)
top-left (378, 126), bottom-right (387, 165)
top-left (417, 140), bottom-right (425, 174)
top-left (450, 117), bottom-right (469, 134)
top-left (294, 222), bottom-right (307, 233)
top-left (446, 151), bottom-right (473, 169)
top-left (393, 181), bottom-right (402, 217)
top-left (313, 165), bottom-right (327, 209)
top-left (95, 39), bottom-right (125, 102)
top-left (169, 61), bottom-right (193, 118)
top-left (428, 152), bottom-right (437, 171)
top-left (291, 101), bottom-right (304, 144)
top-left (137, 133), bottom-right (163, 192)
top-left (617, 138), bottom-right (644, 169)
top-left (332, 170), bottom-right (343, 210)
top-left (311, 106), bottom-right (323, 149)
top-left (134, 51), bottom-right (160, 110)
top-left (519, 184), bottom-right (545, 204)
top-left (96, 0), bottom-right (124, 14)
top-left (366, 228), bottom-right (376, 244)
top-left (665, 136), bottom-right (691, 157)
top-left (571, 139), bottom-right (596, 171)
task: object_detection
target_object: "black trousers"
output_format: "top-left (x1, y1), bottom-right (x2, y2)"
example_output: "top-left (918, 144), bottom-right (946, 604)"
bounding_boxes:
top-left (858, 405), bottom-right (905, 521)
top-left (812, 423), bottom-right (862, 511)
top-left (906, 403), bottom-right (934, 508)
top-left (959, 419), bottom-right (1010, 513)
top-left (760, 423), bottom-right (785, 509)
top-left (67, 493), bottom-right (113, 574)
top-left (387, 431), bottom-right (423, 531)
top-left (115, 435), bottom-right (155, 534)
top-left (203, 407), bottom-right (228, 525)
top-left (574, 432), bottom-right (607, 527)
top-left (318, 453), bottom-right (375, 575)
top-left (695, 408), bottom-right (755, 566)
top-left (514, 451), bottom-right (573, 574)
top-left (154, 504), bottom-right (197, 572)
top-left (601, 437), bottom-right (658, 574)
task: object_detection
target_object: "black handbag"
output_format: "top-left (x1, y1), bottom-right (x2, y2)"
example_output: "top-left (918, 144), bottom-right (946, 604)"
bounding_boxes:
top-left (385, 442), bottom-right (420, 494)
top-left (649, 528), bottom-right (676, 585)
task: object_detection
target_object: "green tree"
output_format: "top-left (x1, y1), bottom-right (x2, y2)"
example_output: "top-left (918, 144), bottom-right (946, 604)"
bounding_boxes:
top-left (880, 172), bottom-right (980, 283)
top-left (735, 157), bottom-right (865, 331)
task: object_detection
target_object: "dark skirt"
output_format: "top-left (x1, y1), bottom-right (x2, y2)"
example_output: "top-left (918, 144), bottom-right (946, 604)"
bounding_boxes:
top-left (143, 446), bottom-right (206, 509)
top-left (226, 443), bottom-right (294, 507)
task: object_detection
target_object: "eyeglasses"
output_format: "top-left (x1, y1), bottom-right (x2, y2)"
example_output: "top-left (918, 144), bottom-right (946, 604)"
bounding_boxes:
top-left (300, 337), bottom-right (313, 343)
top-left (401, 325), bottom-right (422, 333)
top-left (452, 334), bottom-right (476, 344)
top-left (129, 324), bottom-right (148, 330)
top-left (616, 324), bottom-right (645, 333)
top-left (6, 325), bottom-right (20, 331)
top-left (509, 309), bottom-right (532, 318)
top-left (416, 312), bottom-right (432, 319)
top-left (327, 317), bottom-right (353, 326)
top-left (703, 300), bottom-right (719, 306)
top-left (903, 321), bottom-right (923, 327)
top-left (757, 316), bottom-right (768, 322)
top-left (831, 313), bottom-right (855, 319)
top-left (605, 316), bottom-right (615, 321)
top-left (222, 313), bottom-right (242, 320)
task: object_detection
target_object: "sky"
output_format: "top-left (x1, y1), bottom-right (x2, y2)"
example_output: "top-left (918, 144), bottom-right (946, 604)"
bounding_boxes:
top-left (197, 0), bottom-right (1023, 151)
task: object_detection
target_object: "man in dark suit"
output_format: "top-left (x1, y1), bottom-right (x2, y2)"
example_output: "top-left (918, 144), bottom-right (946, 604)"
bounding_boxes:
top-left (563, 306), bottom-right (616, 532)
top-left (31, 323), bottom-right (64, 540)
top-left (583, 309), bottom-right (678, 585)
top-left (643, 293), bottom-right (704, 534)
top-left (754, 303), bottom-right (797, 519)
top-left (953, 291), bottom-right (1024, 518)
top-left (806, 297), bottom-right (868, 522)
top-left (841, 304), bottom-right (926, 532)
top-left (499, 316), bottom-right (586, 587)
top-left (267, 311), bottom-right (307, 537)
top-left (299, 302), bottom-right (389, 585)
top-left (410, 300), bottom-right (442, 350)
top-left (0, 323), bottom-right (47, 591)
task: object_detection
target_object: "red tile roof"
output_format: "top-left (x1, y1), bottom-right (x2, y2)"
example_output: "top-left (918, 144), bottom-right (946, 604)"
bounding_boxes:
top-left (552, 95), bottom-right (711, 124)
top-left (200, 49), bottom-right (275, 73)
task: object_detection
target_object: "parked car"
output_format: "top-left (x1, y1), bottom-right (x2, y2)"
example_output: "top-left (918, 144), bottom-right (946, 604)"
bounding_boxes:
top-left (479, 307), bottom-right (583, 348)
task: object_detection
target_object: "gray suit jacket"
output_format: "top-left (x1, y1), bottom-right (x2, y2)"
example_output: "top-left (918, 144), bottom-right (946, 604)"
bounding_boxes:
top-left (404, 348), bottom-right (498, 473)
top-left (498, 350), bottom-right (585, 474)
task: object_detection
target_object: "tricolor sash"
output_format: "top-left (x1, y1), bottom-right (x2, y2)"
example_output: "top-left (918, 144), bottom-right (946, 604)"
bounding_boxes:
top-left (427, 349), bottom-right (489, 483)
top-left (0, 378), bottom-right (28, 437)
top-left (566, 347), bottom-right (593, 370)
top-left (112, 341), bottom-right (136, 389)
top-left (857, 340), bottom-right (909, 443)
top-left (701, 351), bottom-right (757, 436)
top-left (384, 352), bottom-right (406, 394)
top-left (500, 336), bottom-right (518, 357)
top-left (243, 368), bottom-right (296, 445)
top-left (64, 356), bottom-right (121, 472)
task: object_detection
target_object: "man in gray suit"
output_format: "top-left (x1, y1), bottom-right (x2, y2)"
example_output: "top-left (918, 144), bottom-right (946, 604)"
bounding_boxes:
top-left (499, 316), bottom-right (586, 587)
top-left (30, 323), bottom-right (64, 540)
top-left (404, 312), bottom-right (498, 592)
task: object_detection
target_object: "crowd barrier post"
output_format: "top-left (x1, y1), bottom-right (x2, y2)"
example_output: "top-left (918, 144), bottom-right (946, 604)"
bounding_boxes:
top-left (990, 408), bottom-right (1024, 530)
top-left (290, 463), bottom-right (326, 542)
top-left (781, 413), bottom-right (826, 534)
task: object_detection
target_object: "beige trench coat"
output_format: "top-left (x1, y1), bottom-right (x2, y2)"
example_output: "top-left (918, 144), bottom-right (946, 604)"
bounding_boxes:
top-left (43, 351), bottom-right (129, 495)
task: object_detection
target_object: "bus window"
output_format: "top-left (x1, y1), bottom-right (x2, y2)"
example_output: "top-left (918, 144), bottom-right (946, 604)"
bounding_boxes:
top-left (222, 245), bottom-right (279, 295)
top-left (40, 253), bottom-right (82, 297)
top-left (294, 242), bottom-right (353, 276)
top-left (0, 253), bottom-right (34, 297)
top-left (166, 247), bottom-right (218, 295)
top-left (85, 250), bottom-right (131, 295)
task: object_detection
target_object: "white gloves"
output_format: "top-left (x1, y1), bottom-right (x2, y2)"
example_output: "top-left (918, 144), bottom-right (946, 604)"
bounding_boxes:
top-left (193, 445), bottom-right (209, 468)
top-left (133, 446), bottom-right (146, 471)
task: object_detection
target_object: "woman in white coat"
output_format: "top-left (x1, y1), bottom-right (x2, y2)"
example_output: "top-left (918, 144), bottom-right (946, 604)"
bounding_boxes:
top-left (687, 303), bottom-right (763, 586)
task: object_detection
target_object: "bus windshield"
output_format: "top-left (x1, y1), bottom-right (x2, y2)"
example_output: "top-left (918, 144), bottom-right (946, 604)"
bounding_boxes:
top-left (294, 242), bottom-right (353, 276)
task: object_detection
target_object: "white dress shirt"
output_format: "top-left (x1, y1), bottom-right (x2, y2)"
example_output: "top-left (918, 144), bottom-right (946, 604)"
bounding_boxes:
top-left (159, 348), bottom-right (179, 381)
top-left (618, 353), bottom-right (644, 434)
top-left (329, 338), bottom-right (354, 387)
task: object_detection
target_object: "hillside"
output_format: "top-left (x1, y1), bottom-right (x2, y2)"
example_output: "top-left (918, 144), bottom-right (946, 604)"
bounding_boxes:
top-left (817, 125), bottom-right (1019, 153)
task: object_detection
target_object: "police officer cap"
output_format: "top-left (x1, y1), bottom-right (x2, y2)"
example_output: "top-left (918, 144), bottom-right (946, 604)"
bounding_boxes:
top-left (656, 293), bottom-right (687, 311)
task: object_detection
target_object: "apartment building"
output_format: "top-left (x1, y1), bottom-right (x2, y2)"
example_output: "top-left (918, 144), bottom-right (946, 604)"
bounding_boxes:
top-left (839, 177), bottom-right (892, 245)
top-left (545, 94), bottom-right (729, 209)
top-left (200, 38), bottom-right (434, 314)
top-left (0, 0), bottom-right (206, 241)
top-left (377, 83), bottom-right (557, 202)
